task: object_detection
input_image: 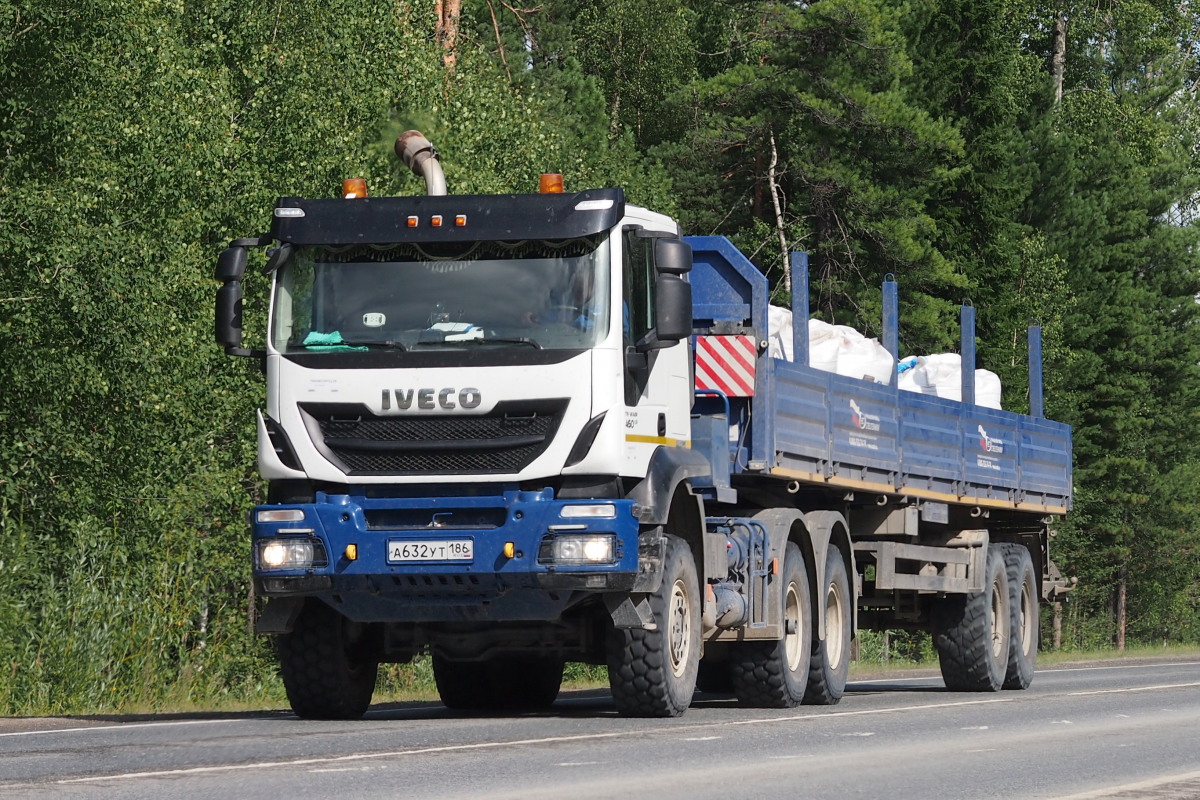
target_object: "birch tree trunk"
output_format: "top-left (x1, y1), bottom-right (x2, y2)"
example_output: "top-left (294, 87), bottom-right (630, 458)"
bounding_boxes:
top-left (767, 130), bottom-right (790, 294)
top-left (1116, 561), bottom-right (1127, 651)
top-left (1051, 9), bottom-right (1067, 107)
top-left (437, 0), bottom-right (461, 74)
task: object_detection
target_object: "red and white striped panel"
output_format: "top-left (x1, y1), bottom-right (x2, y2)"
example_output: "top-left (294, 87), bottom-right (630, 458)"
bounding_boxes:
top-left (695, 335), bottom-right (756, 397)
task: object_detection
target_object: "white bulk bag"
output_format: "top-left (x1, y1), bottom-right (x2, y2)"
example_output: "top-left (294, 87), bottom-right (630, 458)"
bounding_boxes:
top-left (807, 318), bottom-right (844, 373)
top-left (898, 353), bottom-right (1002, 409)
top-left (767, 305), bottom-right (794, 361)
top-left (837, 335), bottom-right (895, 385)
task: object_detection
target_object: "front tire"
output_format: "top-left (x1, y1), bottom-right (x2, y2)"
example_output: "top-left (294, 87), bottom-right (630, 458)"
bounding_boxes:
top-left (731, 542), bottom-right (812, 708)
top-left (277, 600), bottom-right (377, 720)
top-left (1000, 544), bottom-right (1038, 690)
top-left (607, 533), bottom-right (700, 717)
top-left (934, 542), bottom-right (1010, 692)
top-left (804, 546), bottom-right (851, 705)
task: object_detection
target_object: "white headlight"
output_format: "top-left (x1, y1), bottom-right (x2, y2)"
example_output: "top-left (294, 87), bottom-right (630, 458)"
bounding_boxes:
top-left (552, 534), bottom-right (615, 564)
top-left (258, 539), bottom-right (316, 569)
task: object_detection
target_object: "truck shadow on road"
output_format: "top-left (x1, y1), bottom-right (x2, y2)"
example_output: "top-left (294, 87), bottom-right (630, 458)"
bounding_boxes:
top-left (362, 680), bottom-right (953, 722)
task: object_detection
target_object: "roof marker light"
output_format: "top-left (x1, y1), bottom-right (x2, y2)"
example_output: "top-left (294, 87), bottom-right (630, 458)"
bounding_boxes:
top-left (407, 216), bottom-right (419, 228)
top-left (455, 214), bottom-right (467, 227)
top-left (574, 199), bottom-right (614, 211)
top-left (342, 178), bottom-right (368, 198)
top-left (540, 173), bottom-right (564, 194)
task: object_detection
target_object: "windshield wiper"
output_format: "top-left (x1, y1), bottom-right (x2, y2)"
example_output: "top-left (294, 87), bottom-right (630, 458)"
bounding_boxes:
top-left (474, 336), bottom-right (543, 349)
top-left (330, 339), bottom-right (408, 351)
top-left (410, 335), bottom-right (543, 350)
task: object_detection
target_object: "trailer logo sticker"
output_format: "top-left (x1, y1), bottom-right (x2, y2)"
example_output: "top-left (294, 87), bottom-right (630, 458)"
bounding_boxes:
top-left (976, 425), bottom-right (1004, 472)
top-left (978, 425), bottom-right (1004, 454)
top-left (849, 399), bottom-right (880, 450)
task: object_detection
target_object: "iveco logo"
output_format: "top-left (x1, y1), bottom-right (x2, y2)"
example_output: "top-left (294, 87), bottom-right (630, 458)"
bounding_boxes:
top-left (381, 388), bottom-right (482, 411)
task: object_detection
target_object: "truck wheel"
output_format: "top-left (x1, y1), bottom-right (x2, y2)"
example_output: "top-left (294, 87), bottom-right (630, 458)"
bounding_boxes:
top-left (1001, 544), bottom-right (1038, 690)
top-left (493, 656), bottom-right (564, 709)
top-left (433, 656), bottom-right (496, 710)
top-left (695, 657), bottom-right (734, 695)
top-left (804, 546), bottom-right (851, 705)
top-left (934, 542), bottom-right (1010, 691)
top-left (433, 655), bottom-right (564, 711)
top-left (277, 600), bottom-right (377, 720)
top-left (731, 542), bottom-right (812, 708)
top-left (606, 533), bottom-right (700, 717)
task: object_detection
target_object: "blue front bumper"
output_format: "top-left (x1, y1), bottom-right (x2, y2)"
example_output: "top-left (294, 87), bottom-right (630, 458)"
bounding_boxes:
top-left (252, 487), bottom-right (641, 622)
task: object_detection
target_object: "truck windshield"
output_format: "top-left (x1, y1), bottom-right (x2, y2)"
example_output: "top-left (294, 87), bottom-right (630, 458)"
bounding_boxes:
top-left (270, 237), bottom-right (610, 353)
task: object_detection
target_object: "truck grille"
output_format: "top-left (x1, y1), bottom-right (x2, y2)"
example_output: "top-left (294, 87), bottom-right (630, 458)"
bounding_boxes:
top-left (299, 400), bottom-right (567, 475)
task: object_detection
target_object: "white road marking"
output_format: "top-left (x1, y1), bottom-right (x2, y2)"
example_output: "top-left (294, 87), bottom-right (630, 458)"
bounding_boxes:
top-left (57, 698), bottom-right (1014, 785)
top-left (1043, 661), bottom-right (1200, 674)
top-left (1046, 769), bottom-right (1200, 799)
top-left (961, 726), bottom-right (989, 730)
top-left (0, 718), bottom-right (236, 738)
top-left (1069, 681), bottom-right (1200, 696)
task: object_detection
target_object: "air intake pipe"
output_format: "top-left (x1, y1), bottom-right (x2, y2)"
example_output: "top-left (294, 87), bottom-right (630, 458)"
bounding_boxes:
top-left (395, 130), bottom-right (448, 196)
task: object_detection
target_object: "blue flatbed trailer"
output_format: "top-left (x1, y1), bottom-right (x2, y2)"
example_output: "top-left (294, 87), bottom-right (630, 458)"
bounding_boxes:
top-left (687, 235), bottom-right (1072, 517)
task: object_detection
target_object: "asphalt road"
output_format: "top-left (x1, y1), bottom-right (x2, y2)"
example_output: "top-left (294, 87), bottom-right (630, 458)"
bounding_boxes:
top-left (2, 658), bottom-right (1198, 799)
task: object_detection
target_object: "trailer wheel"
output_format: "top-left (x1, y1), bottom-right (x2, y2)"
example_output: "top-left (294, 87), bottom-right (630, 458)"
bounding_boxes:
top-left (731, 542), bottom-right (812, 708)
top-left (934, 542), bottom-right (1010, 691)
top-left (1000, 544), bottom-right (1038, 690)
top-left (277, 600), bottom-right (377, 720)
top-left (695, 657), bottom-right (734, 695)
top-left (607, 533), bottom-right (700, 717)
top-left (432, 657), bottom-right (495, 710)
top-left (433, 655), bottom-right (563, 711)
top-left (804, 546), bottom-right (851, 705)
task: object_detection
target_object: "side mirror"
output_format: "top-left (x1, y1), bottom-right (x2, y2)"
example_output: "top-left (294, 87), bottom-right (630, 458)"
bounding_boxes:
top-left (215, 247), bottom-right (246, 353)
top-left (216, 246), bottom-right (247, 281)
top-left (215, 281), bottom-right (244, 351)
top-left (654, 238), bottom-right (692, 275)
top-left (654, 274), bottom-right (692, 343)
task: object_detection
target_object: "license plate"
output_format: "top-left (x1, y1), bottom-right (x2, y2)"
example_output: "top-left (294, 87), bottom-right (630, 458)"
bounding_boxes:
top-left (387, 539), bottom-right (474, 563)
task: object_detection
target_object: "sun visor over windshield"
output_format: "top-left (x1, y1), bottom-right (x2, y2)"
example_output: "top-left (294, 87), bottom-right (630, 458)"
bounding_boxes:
top-left (270, 188), bottom-right (625, 246)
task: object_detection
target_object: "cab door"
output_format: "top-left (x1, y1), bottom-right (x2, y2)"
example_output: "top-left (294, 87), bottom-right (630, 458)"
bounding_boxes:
top-left (621, 227), bottom-right (693, 474)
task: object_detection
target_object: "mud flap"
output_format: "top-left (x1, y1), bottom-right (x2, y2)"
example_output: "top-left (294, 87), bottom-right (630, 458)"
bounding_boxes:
top-left (604, 593), bottom-right (658, 630)
top-left (255, 595), bottom-right (304, 634)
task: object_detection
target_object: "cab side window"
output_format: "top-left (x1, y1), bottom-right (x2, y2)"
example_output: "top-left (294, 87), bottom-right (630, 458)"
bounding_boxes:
top-left (623, 229), bottom-right (655, 349)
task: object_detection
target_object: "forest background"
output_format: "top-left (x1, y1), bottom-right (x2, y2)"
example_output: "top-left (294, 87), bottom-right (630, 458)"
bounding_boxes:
top-left (1, 0), bottom-right (1198, 715)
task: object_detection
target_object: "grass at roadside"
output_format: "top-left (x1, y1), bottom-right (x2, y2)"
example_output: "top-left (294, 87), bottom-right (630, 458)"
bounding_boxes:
top-left (28, 642), bottom-right (1200, 717)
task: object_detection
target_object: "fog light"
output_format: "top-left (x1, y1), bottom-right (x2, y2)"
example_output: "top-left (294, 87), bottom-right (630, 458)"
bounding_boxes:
top-left (258, 538), bottom-right (323, 569)
top-left (548, 534), bottom-right (615, 564)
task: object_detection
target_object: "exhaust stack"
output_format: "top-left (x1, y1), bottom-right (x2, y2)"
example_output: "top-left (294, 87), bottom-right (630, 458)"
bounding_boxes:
top-left (395, 130), bottom-right (447, 196)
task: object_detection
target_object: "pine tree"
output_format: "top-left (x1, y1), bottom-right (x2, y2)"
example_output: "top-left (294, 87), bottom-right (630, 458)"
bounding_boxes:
top-left (1020, 0), bottom-right (1200, 649)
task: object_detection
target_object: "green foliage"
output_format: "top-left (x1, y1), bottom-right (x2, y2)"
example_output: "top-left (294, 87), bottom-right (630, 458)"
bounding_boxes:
top-left (1, 0), bottom-right (1198, 716)
top-left (648, 0), bottom-right (969, 343)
